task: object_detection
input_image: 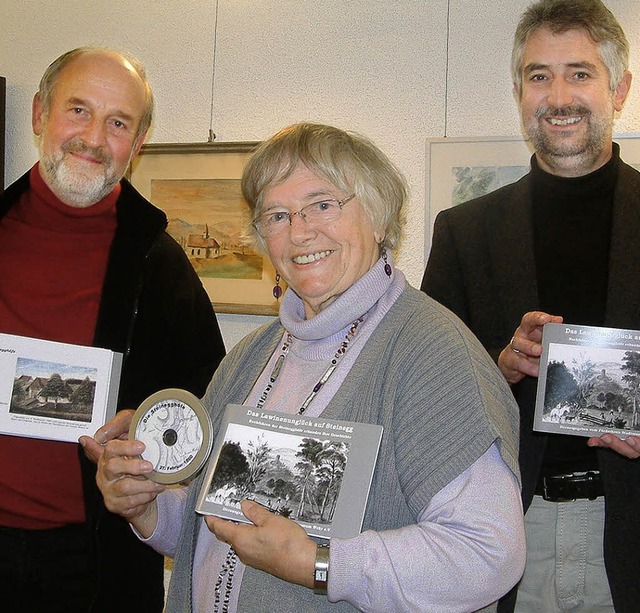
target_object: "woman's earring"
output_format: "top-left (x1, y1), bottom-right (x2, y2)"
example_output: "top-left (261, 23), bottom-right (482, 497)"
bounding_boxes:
top-left (273, 273), bottom-right (283, 299)
top-left (382, 249), bottom-right (392, 277)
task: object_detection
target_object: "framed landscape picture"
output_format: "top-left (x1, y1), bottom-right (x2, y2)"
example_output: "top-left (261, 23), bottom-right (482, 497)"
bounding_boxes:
top-left (128, 141), bottom-right (284, 316)
top-left (425, 134), bottom-right (640, 257)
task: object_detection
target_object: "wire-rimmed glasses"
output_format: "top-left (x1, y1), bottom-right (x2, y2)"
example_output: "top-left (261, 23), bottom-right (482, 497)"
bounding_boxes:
top-left (252, 194), bottom-right (356, 238)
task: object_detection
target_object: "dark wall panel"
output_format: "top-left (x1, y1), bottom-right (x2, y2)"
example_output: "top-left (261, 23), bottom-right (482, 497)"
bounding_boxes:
top-left (0, 77), bottom-right (5, 192)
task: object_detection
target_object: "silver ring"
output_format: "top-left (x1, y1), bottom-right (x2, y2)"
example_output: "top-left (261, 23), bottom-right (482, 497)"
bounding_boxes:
top-left (510, 337), bottom-right (521, 354)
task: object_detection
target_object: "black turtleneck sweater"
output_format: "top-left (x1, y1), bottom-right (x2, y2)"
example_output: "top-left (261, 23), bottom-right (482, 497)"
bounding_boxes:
top-left (532, 145), bottom-right (618, 476)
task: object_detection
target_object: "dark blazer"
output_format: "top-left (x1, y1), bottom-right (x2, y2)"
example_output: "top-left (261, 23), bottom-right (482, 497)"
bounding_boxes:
top-left (421, 157), bottom-right (640, 613)
top-left (0, 171), bottom-right (227, 612)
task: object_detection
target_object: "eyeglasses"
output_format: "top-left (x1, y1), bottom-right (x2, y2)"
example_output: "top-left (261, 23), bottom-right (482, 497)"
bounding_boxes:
top-left (253, 194), bottom-right (356, 238)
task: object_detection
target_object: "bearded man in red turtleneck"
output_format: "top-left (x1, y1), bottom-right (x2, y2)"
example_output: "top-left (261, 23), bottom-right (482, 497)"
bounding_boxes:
top-left (0, 47), bottom-right (226, 613)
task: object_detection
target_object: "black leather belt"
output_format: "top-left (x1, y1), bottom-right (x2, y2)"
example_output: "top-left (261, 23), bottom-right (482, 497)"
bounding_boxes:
top-left (535, 471), bottom-right (604, 502)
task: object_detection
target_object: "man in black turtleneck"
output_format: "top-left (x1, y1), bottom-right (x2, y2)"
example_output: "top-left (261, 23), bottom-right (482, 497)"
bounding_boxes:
top-left (421, 1), bottom-right (640, 612)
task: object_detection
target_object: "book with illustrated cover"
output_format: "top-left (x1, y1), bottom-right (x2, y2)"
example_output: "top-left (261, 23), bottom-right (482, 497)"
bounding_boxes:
top-left (0, 333), bottom-right (122, 442)
top-left (534, 323), bottom-right (640, 438)
top-left (196, 404), bottom-right (383, 540)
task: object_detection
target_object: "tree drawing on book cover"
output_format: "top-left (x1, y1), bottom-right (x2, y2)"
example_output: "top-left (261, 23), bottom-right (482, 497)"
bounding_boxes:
top-left (542, 346), bottom-right (640, 431)
top-left (205, 425), bottom-right (349, 525)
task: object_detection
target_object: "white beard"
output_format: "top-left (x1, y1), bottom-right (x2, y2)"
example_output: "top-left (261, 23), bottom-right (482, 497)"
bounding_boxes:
top-left (38, 138), bottom-right (123, 208)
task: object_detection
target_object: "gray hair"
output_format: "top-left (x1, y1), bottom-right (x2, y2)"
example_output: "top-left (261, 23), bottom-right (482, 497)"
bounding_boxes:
top-left (38, 46), bottom-right (154, 141)
top-left (511, 0), bottom-right (629, 97)
top-left (242, 122), bottom-right (408, 252)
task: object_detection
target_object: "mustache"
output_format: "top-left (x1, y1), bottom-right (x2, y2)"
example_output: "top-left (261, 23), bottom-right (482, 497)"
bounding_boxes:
top-left (535, 105), bottom-right (591, 120)
top-left (61, 139), bottom-right (112, 165)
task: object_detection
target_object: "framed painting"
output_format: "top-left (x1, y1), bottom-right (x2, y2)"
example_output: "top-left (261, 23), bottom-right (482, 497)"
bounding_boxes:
top-left (128, 141), bottom-right (285, 316)
top-left (425, 134), bottom-right (640, 257)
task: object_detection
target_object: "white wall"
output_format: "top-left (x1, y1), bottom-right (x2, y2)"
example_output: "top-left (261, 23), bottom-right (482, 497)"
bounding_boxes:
top-left (3, 0), bottom-right (639, 349)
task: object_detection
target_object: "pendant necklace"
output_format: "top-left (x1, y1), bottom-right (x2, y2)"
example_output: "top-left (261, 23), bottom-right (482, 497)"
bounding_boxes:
top-left (212, 316), bottom-right (364, 613)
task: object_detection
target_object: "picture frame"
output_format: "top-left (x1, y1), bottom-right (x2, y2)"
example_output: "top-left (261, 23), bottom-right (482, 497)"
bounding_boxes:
top-left (128, 141), bottom-right (285, 316)
top-left (425, 134), bottom-right (640, 257)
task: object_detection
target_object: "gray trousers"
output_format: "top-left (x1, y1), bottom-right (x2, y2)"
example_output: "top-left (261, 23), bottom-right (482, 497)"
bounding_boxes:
top-left (515, 496), bottom-right (613, 612)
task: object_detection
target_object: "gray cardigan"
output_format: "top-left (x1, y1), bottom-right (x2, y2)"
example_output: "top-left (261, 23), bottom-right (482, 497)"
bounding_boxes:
top-left (166, 284), bottom-right (520, 612)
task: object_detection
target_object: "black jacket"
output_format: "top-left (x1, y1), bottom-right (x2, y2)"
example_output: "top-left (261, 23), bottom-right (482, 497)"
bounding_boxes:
top-left (421, 156), bottom-right (640, 613)
top-left (0, 171), bottom-right (226, 612)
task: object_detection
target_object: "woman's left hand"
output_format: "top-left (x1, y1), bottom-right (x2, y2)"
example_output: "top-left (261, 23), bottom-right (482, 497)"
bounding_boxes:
top-left (205, 499), bottom-right (317, 589)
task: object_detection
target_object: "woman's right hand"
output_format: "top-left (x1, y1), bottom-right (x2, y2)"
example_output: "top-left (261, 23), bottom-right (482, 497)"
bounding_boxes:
top-left (95, 438), bottom-right (165, 537)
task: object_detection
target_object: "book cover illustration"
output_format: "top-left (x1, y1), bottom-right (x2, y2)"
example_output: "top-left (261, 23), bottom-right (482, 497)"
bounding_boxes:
top-left (196, 404), bottom-right (383, 539)
top-left (534, 323), bottom-right (640, 438)
top-left (0, 333), bottom-right (122, 442)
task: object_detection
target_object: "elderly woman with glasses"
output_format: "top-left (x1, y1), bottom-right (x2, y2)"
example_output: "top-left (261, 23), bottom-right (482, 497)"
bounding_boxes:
top-left (88, 123), bottom-right (525, 612)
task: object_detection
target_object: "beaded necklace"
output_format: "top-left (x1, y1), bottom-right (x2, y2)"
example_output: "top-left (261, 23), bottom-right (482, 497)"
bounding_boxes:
top-left (212, 316), bottom-right (364, 613)
top-left (256, 316), bottom-right (364, 413)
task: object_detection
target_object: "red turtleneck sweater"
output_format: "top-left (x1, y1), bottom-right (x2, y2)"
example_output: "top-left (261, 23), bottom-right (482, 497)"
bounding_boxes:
top-left (0, 165), bottom-right (118, 529)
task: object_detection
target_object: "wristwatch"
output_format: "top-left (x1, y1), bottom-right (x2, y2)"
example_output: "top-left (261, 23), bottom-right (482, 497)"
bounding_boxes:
top-left (313, 543), bottom-right (330, 595)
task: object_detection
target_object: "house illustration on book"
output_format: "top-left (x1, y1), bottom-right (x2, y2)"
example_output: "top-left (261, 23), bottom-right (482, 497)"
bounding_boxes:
top-left (14, 374), bottom-right (46, 400)
top-left (13, 374), bottom-right (96, 409)
top-left (187, 224), bottom-right (220, 259)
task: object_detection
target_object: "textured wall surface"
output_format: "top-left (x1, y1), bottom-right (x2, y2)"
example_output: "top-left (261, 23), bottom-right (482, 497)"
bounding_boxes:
top-left (2, 0), bottom-right (639, 348)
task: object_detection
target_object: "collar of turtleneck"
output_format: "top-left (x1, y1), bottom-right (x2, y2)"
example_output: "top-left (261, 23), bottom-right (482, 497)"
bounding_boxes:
top-left (21, 163), bottom-right (120, 231)
top-left (530, 142), bottom-right (620, 202)
top-left (279, 251), bottom-right (398, 342)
